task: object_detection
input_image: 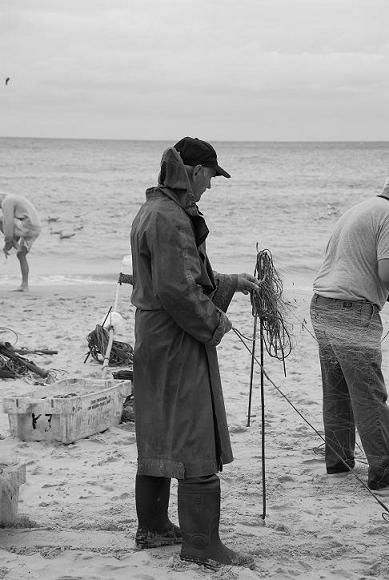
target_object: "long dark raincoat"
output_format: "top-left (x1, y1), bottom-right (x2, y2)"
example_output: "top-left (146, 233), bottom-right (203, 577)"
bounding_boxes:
top-left (131, 147), bottom-right (238, 478)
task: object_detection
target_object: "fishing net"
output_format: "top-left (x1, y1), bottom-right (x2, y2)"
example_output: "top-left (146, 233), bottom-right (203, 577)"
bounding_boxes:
top-left (310, 295), bottom-right (385, 470)
top-left (233, 247), bottom-right (389, 515)
top-left (0, 342), bottom-right (50, 380)
top-left (311, 298), bottom-right (382, 350)
top-left (86, 324), bottom-right (133, 367)
top-left (250, 247), bottom-right (293, 366)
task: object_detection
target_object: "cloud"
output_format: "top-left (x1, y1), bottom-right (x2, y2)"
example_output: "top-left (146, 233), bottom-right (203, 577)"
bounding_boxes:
top-left (1, 0), bottom-right (389, 139)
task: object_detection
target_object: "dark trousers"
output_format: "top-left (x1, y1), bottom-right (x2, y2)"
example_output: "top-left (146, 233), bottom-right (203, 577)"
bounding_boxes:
top-left (310, 294), bottom-right (389, 490)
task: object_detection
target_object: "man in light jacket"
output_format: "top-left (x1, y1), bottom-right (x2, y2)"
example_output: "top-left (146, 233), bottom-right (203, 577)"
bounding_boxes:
top-left (130, 137), bottom-right (258, 569)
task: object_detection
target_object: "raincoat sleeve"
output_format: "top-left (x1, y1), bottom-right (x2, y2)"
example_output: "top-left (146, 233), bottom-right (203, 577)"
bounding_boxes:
top-left (148, 210), bottom-right (230, 346)
top-left (212, 272), bottom-right (238, 313)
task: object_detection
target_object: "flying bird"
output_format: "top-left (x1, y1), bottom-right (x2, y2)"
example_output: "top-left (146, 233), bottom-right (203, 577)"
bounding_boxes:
top-left (5, 77), bottom-right (10, 86)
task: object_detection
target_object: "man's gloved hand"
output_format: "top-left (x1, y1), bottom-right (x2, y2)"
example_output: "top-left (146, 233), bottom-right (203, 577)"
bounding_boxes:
top-left (236, 273), bottom-right (261, 295)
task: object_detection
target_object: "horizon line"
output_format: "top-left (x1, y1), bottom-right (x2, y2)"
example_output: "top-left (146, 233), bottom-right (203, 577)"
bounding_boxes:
top-left (1, 135), bottom-right (389, 144)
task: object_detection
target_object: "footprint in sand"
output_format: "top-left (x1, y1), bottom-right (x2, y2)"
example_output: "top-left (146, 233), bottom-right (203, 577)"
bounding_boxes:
top-left (112, 492), bottom-right (131, 500)
top-left (278, 474), bottom-right (295, 483)
top-left (300, 457), bottom-right (325, 476)
top-left (270, 503), bottom-right (290, 511)
top-left (366, 525), bottom-right (389, 536)
top-left (229, 425), bottom-right (248, 433)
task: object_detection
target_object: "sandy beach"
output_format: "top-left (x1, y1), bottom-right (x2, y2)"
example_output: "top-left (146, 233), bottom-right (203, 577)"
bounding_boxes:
top-left (0, 281), bottom-right (389, 579)
top-left (2, 0), bottom-right (389, 573)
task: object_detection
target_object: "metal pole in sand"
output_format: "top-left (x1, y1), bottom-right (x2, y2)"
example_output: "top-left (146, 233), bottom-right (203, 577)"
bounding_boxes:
top-left (247, 314), bottom-right (258, 427)
top-left (259, 313), bottom-right (266, 519)
top-left (102, 255), bottom-right (133, 379)
top-left (102, 284), bottom-right (120, 379)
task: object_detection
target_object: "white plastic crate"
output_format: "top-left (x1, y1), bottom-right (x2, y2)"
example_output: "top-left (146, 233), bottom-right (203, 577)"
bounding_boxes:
top-left (0, 462), bottom-right (26, 526)
top-left (3, 378), bottom-right (131, 444)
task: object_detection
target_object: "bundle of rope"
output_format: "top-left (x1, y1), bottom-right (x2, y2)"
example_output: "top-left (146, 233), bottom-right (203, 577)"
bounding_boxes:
top-left (86, 324), bottom-right (133, 367)
top-left (231, 246), bottom-right (293, 519)
top-left (250, 247), bottom-right (292, 367)
top-left (231, 247), bottom-right (389, 521)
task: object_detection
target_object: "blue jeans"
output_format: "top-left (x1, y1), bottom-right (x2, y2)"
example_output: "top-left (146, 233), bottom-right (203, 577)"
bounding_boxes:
top-left (310, 294), bottom-right (389, 490)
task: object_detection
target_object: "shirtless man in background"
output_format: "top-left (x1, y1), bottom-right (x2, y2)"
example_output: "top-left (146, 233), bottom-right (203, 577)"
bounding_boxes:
top-left (0, 192), bottom-right (41, 291)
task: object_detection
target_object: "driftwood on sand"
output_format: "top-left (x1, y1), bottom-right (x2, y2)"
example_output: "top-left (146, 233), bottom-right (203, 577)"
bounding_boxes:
top-left (0, 342), bottom-right (50, 379)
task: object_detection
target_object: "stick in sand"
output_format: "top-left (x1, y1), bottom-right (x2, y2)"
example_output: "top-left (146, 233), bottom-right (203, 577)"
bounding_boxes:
top-left (102, 255), bottom-right (133, 378)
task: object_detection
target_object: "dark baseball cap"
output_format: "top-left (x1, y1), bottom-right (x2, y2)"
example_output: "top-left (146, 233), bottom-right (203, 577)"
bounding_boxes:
top-left (174, 137), bottom-right (231, 178)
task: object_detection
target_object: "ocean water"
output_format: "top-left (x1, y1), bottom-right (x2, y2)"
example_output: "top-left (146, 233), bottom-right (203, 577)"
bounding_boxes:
top-left (1, 137), bottom-right (389, 290)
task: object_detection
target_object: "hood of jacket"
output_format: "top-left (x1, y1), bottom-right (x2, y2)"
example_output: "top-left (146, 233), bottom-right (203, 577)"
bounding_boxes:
top-left (156, 146), bottom-right (200, 212)
top-left (158, 146), bottom-right (192, 191)
top-left (143, 147), bottom-right (209, 247)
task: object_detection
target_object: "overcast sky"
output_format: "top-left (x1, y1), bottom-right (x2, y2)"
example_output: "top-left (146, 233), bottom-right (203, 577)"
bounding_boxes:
top-left (1, 0), bottom-right (389, 141)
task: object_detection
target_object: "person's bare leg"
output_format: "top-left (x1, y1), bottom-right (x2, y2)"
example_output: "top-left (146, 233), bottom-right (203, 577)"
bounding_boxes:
top-left (15, 248), bottom-right (29, 291)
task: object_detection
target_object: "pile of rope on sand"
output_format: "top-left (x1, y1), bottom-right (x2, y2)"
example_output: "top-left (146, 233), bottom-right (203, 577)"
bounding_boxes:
top-left (0, 341), bottom-right (51, 380)
top-left (86, 324), bottom-right (133, 367)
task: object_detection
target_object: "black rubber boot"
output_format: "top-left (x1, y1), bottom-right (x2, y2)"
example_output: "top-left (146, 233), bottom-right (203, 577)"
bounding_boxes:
top-left (135, 474), bottom-right (182, 549)
top-left (178, 475), bottom-right (255, 570)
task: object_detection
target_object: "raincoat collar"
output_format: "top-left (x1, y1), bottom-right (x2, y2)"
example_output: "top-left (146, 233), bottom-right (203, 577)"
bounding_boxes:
top-left (147, 147), bottom-right (210, 246)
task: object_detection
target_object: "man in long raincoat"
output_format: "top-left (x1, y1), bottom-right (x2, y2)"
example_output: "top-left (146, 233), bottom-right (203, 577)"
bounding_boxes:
top-left (130, 137), bottom-right (259, 569)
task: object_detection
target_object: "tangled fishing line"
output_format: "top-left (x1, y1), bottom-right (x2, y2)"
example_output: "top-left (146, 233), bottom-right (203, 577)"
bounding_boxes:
top-left (232, 246), bottom-right (389, 521)
top-left (0, 340), bottom-right (57, 381)
top-left (0, 327), bottom-right (18, 346)
top-left (231, 247), bottom-right (293, 518)
top-left (250, 247), bottom-right (293, 369)
top-left (86, 324), bottom-right (133, 367)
